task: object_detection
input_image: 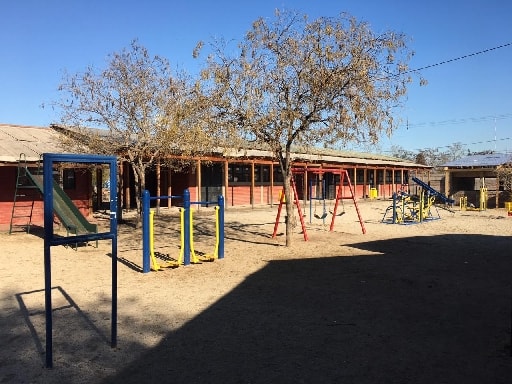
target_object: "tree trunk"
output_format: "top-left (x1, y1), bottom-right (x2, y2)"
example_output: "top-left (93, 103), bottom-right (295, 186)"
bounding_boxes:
top-left (284, 173), bottom-right (294, 247)
top-left (117, 164), bottom-right (124, 223)
top-left (131, 163), bottom-right (145, 228)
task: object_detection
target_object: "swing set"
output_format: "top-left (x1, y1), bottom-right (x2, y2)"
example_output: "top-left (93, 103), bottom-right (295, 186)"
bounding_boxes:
top-left (309, 171), bottom-right (348, 222)
top-left (272, 168), bottom-right (366, 240)
top-left (311, 175), bottom-right (329, 220)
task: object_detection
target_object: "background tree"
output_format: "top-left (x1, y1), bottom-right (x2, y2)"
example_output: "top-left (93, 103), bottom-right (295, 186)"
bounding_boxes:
top-left (445, 142), bottom-right (466, 162)
top-left (390, 145), bottom-right (416, 162)
top-left (496, 161), bottom-right (512, 203)
top-left (197, 10), bottom-right (416, 245)
top-left (56, 41), bottom-right (215, 217)
top-left (392, 142), bottom-right (466, 168)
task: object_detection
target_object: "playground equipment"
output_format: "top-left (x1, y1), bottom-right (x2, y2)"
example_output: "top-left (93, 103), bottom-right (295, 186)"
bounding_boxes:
top-left (459, 182), bottom-right (488, 211)
top-left (382, 177), bottom-right (455, 224)
top-left (142, 189), bottom-right (224, 273)
top-left (381, 190), bottom-right (433, 224)
top-left (189, 205), bottom-right (222, 263)
top-left (505, 201), bottom-right (512, 216)
top-left (310, 175), bottom-right (328, 221)
top-left (272, 175), bottom-right (309, 241)
top-left (272, 168), bottom-right (365, 240)
top-left (42, 153), bottom-right (118, 369)
top-left (11, 153), bottom-right (98, 242)
top-left (147, 209), bottom-right (180, 270)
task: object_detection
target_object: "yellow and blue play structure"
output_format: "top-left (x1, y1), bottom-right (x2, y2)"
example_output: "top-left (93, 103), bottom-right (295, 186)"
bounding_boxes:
top-left (382, 177), bottom-right (454, 224)
top-left (142, 189), bottom-right (224, 273)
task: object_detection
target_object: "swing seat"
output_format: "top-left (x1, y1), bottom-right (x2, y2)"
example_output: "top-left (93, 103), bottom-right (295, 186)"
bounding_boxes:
top-left (314, 212), bottom-right (328, 220)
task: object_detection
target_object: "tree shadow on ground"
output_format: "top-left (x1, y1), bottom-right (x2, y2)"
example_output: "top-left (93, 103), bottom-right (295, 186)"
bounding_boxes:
top-left (101, 233), bottom-right (512, 384)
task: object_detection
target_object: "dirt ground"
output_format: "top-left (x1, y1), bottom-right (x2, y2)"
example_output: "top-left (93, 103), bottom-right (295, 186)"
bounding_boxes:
top-left (1, 198), bottom-right (512, 383)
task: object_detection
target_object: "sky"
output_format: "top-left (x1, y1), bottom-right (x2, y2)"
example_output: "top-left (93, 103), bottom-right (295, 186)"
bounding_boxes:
top-left (1, 0), bottom-right (511, 154)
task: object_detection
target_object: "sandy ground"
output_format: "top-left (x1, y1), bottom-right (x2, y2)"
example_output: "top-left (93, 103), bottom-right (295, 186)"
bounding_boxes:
top-left (1, 198), bottom-right (512, 383)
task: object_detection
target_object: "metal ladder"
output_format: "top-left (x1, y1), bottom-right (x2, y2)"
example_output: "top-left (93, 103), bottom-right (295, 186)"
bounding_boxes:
top-left (9, 153), bottom-right (41, 234)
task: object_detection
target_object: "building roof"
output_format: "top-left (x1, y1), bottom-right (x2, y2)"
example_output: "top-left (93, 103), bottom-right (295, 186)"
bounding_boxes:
top-left (2, 123), bottom-right (427, 169)
top-left (443, 153), bottom-right (512, 168)
top-left (0, 124), bottom-right (67, 164)
top-left (224, 147), bottom-right (426, 168)
top-left (54, 124), bottom-right (425, 168)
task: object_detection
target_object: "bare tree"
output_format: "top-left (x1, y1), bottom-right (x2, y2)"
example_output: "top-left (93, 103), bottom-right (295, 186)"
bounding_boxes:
top-left (390, 145), bottom-right (416, 162)
top-left (445, 142), bottom-right (466, 162)
top-left (391, 142), bottom-right (466, 168)
top-left (56, 41), bottom-right (215, 217)
top-left (413, 142), bottom-right (466, 168)
top-left (196, 10), bottom-right (416, 245)
top-left (496, 161), bottom-right (512, 203)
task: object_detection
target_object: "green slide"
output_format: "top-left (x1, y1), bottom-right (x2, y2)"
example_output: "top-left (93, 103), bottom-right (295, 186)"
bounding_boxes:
top-left (25, 169), bottom-right (97, 236)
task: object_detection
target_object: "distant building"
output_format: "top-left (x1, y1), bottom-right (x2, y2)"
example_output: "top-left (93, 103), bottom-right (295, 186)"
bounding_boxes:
top-left (442, 153), bottom-right (512, 208)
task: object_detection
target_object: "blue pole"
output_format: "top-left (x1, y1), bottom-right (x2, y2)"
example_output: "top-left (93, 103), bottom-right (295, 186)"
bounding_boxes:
top-left (109, 162), bottom-right (118, 347)
top-left (218, 194), bottom-right (225, 259)
top-left (43, 154), bottom-right (53, 368)
top-left (142, 190), bottom-right (151, 273)
top-left (183, 189), bottom-right (191, 266)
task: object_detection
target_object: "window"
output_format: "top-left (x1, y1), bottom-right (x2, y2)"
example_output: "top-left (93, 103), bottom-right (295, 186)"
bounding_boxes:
top-left (228, 164), bottom-right (250, 183)
top-left (385, 170), bottom-right (392, 183)
top-left (377, 170), bottom-right (384, 183)
top-left (254, 165), bottom-right (271, 183)
top-left (273, 166), bottom-right (284, 183)
top-left (356, 169), bottom-right (365, 183)
top-left (227, 163), bottom-right (275, 184)
top-left (63, 169), bottom-right (76, 190)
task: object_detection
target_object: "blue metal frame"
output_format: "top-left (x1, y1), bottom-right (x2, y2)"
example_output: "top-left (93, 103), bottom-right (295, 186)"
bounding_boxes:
top-left (43, 153), bottom-right (118, 368)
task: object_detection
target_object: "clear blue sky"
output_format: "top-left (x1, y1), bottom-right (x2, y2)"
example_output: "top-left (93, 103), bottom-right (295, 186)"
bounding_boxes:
top-left (1, 0), bottom-right (511, 154)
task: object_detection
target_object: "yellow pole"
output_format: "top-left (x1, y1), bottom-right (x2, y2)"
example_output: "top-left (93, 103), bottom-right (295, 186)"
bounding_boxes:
top-left (459, 196), bottom-right (467, 211)
top-left (198, 206), bottom-right (220, 260)
top-left (480, 187), bottom-right (487, 210)
top-left (189, 208), bottom-right (199, 263)
top-left (213, 206), bottom-right (220, 258)
top-left (178, 208), bottom-right (185, 264)
top-left (419, 192), bottom-right (424, 222)
top-left (149, 210), bottom-right (160, 271)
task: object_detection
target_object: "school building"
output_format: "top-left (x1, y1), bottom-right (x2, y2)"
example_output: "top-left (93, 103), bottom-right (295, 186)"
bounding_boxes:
top-left (0, 123), bottom-right (430, 230)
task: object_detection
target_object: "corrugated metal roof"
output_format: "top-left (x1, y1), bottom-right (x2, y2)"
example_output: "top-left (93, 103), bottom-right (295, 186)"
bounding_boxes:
top-left (0, 124), bottom-right (67, 163)
top-left (290, 152), bottom-right (426, 168)
top-left (443, 153), bottom-right (512, 168)
top-left (292, 146), bottom-right (410, 163)
top-left (55, 124), bottom-right (429, 168)
top-left (223, 148), bottom-right (427, 168)
top-left (3, 123), bottom-right (427, 169)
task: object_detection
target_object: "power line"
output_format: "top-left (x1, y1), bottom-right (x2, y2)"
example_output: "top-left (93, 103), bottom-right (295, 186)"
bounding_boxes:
top-left (387, 136), bottom-right (512, 152)
top-left (405, 42), bottom-right (512, 74)
top-left (405, 113), bottom-right (512, 129)
top-left (459, 136), bottom-right (512, 148)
